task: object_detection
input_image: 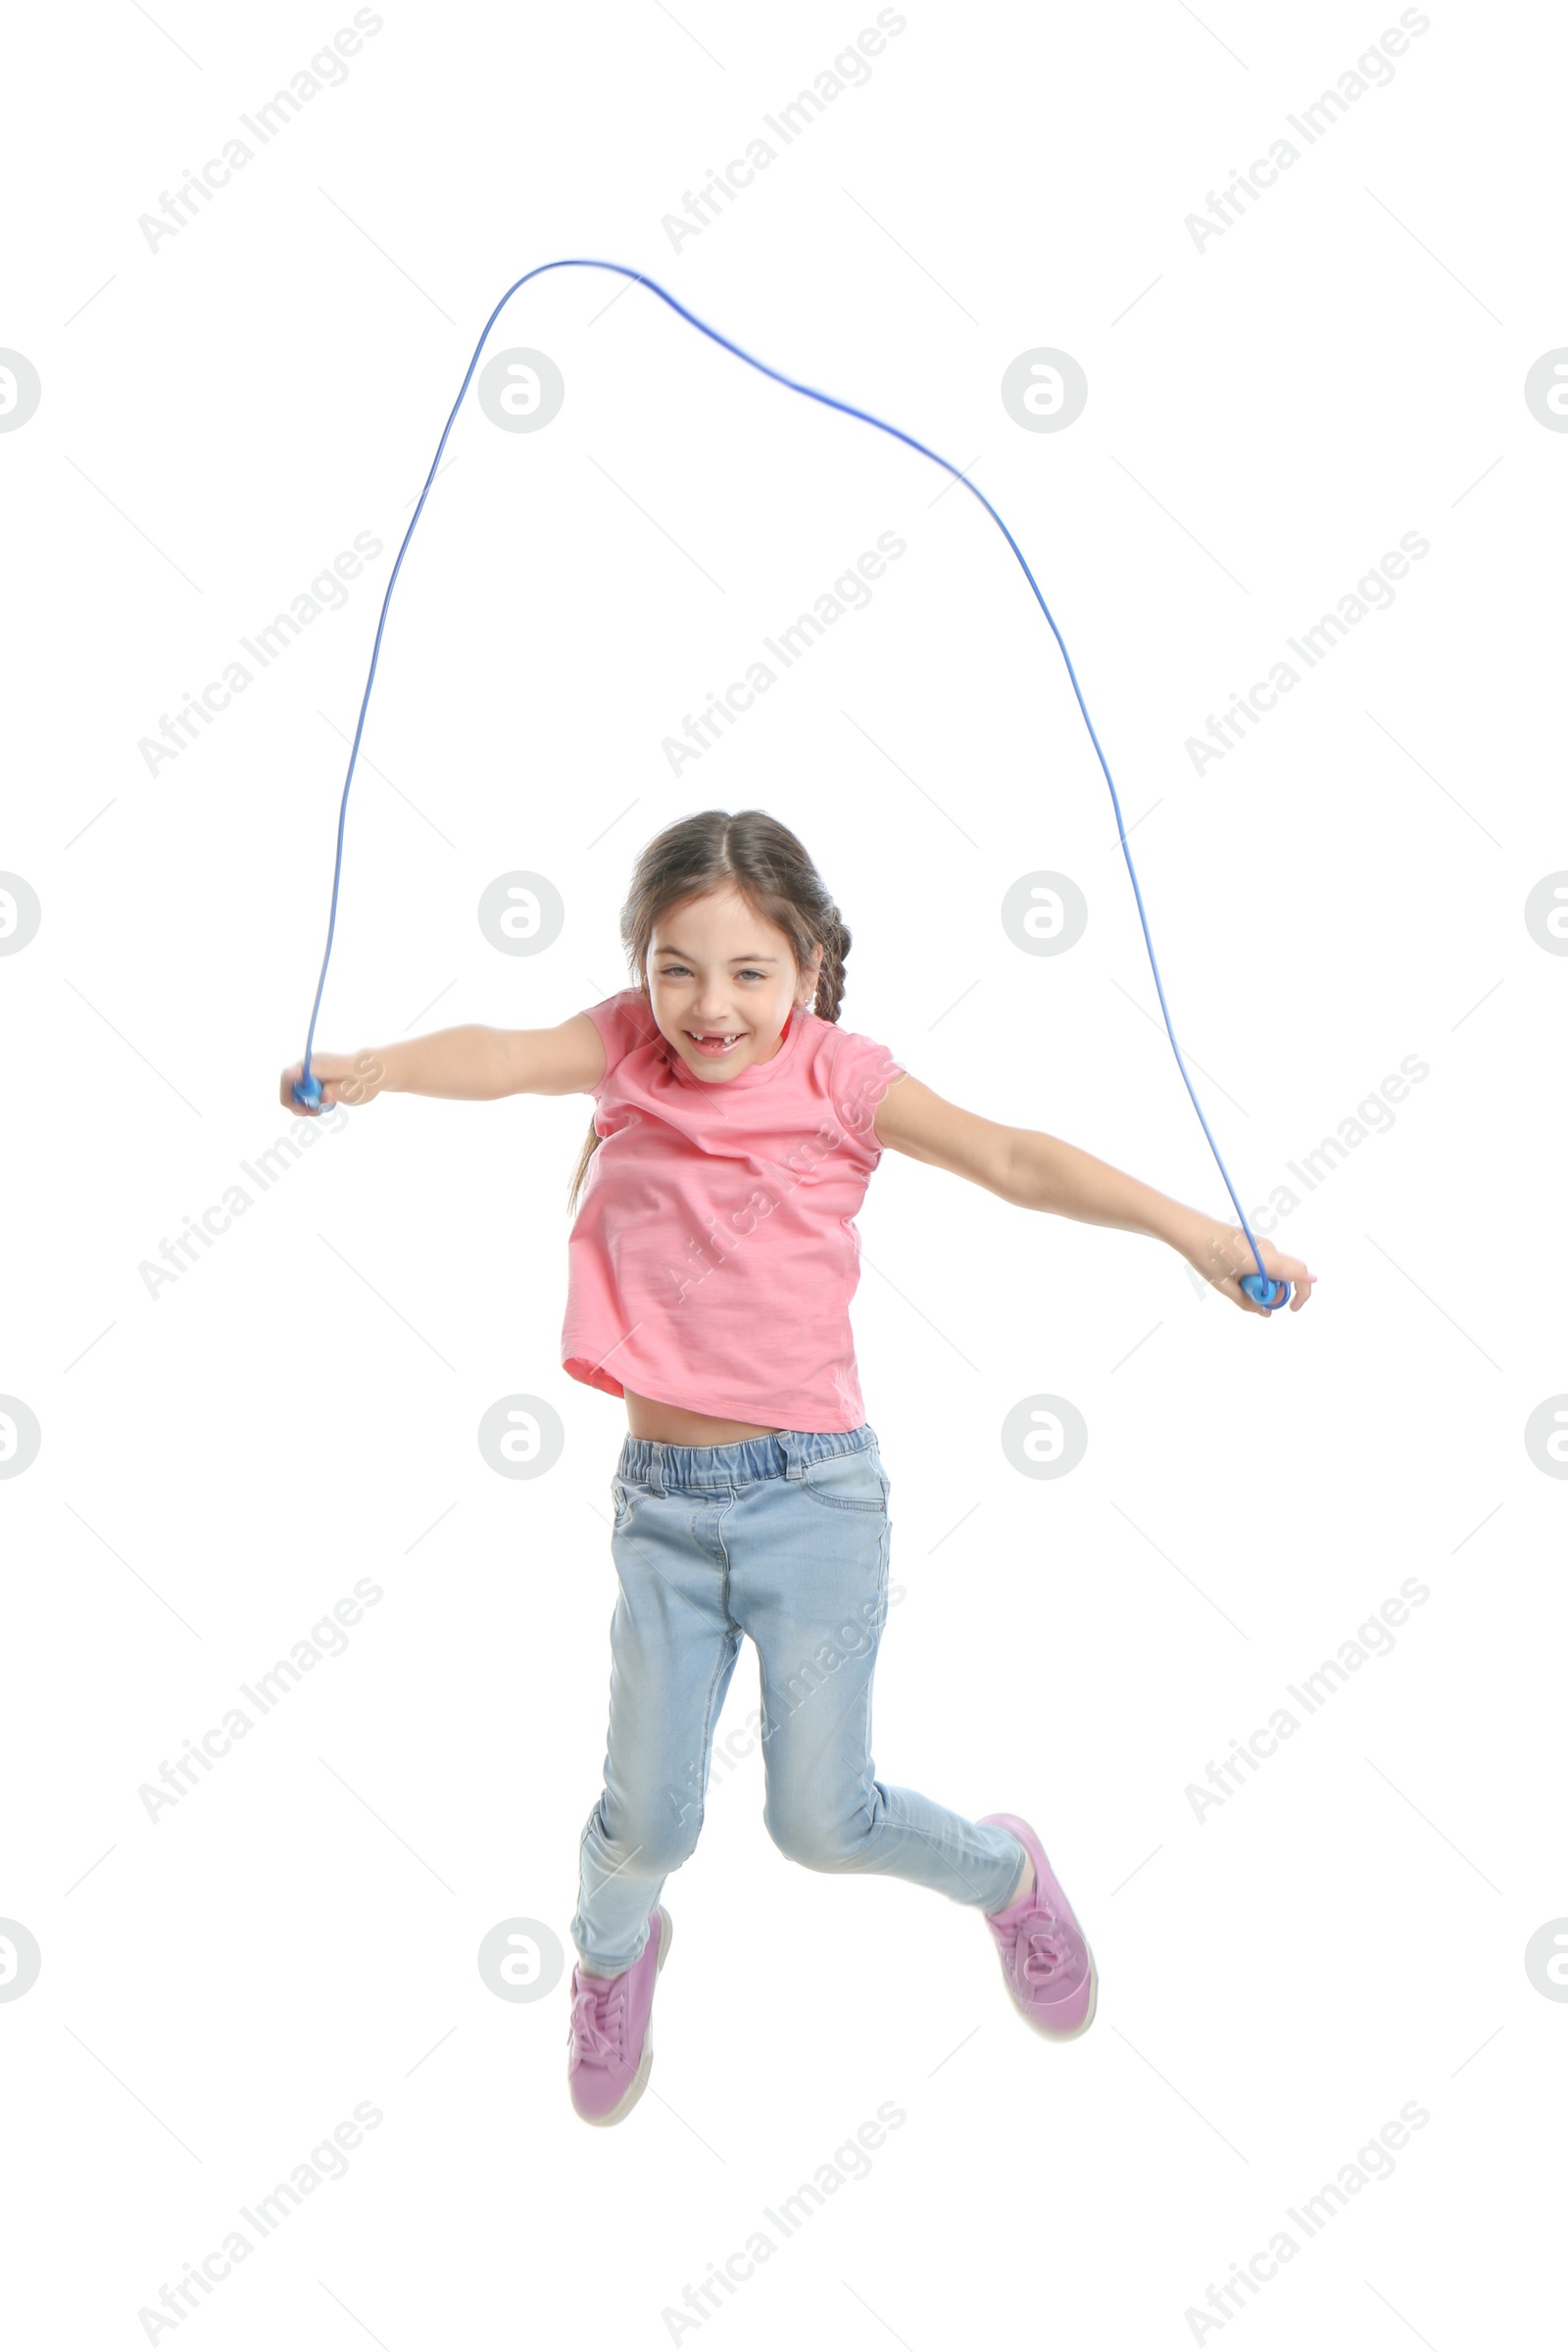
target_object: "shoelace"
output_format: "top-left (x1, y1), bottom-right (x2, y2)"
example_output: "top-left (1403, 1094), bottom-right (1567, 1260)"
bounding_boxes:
top-left (999, 1895), bottom-right (1075, 1988)
top-left (1017, 1924), bottom-right (1069, 1984)
top-left (568, 1975), bottom-right (625, 2066)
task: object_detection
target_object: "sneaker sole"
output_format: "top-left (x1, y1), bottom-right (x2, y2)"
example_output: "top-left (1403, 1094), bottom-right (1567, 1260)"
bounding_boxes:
top-left (576, 1906), bottom-right (673, 2129)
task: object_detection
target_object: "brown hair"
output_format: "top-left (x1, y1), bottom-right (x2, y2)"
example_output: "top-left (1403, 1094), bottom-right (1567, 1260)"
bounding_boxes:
top-left (566, 808), bottom-right (852, 1214)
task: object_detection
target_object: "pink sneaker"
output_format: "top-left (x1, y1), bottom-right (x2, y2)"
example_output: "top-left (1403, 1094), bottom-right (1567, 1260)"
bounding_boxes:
top-left (979, 1813), bottom-right (1097, 2038)
top-left (566, 1906), bottom-right (673, 2126)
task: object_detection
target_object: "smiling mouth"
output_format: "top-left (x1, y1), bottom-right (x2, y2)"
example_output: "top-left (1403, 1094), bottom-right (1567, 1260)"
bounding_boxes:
top-left (686, 1030), bottom-right (743, 1052)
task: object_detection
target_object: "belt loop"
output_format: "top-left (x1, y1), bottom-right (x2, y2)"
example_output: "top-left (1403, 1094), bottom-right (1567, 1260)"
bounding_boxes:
top-left (646, 1446), bottom-right (665, 1496)
top-left (778, 1431), bottom-right (804, 1481)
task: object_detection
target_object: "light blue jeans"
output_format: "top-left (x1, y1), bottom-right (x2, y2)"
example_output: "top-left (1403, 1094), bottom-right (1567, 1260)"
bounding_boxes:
top-left (571, 1423), bottom-right (1026, 1974)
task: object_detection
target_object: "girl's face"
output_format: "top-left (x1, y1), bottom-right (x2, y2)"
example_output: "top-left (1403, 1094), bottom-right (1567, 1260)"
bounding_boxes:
top-left (648, 887), bottom-right (823, 1081)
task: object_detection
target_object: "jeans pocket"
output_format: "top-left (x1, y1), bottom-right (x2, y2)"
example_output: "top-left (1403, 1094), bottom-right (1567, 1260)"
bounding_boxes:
top-left (799, 1447), bottom-right (888, 1513)
top-left (611, 1476), bottom-right (636, 1531)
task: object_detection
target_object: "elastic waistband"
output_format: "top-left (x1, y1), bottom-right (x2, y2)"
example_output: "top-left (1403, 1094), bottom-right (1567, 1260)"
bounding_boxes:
top-left (616, 1422), bottom-right (877, 1494)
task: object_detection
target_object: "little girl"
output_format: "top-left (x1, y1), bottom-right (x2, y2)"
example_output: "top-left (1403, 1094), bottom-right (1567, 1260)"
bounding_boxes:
top-left (282, 808), bottom-right (1312, 2128)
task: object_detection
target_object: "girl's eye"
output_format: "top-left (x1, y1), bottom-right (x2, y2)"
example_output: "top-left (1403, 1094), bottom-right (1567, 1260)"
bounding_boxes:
top-left (659, 965), bottom-right (766, 982)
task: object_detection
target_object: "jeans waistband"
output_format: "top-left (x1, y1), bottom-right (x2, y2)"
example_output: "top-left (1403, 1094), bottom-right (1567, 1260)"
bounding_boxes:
top-left (616, 1422), bottom-right (877, 1495)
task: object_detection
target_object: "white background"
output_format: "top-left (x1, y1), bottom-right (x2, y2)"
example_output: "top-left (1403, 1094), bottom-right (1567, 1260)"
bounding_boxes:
top-left (4, 0), bottom-right (1564, 2344)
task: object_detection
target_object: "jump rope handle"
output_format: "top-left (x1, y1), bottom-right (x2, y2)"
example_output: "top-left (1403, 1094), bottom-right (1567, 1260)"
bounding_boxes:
top-left (1239, 1273), bottom-right (1291, 1310)
top-left (291, 1070), bottom-right (323, 1109)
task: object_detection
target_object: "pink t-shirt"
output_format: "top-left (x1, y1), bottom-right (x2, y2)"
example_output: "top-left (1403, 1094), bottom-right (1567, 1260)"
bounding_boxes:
top-left (561, 989), bottom-right (906, 1431)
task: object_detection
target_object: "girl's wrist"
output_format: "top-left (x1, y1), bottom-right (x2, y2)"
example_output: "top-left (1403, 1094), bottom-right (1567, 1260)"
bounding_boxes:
top-left (1160, 1200), bottom-right (1213, 1259)
top-left (350, 1045), bottom-right (397, 1100)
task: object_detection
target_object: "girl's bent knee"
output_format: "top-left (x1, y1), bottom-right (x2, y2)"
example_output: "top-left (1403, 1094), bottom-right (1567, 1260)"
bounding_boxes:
top-left (764, 1805), bottom-right (869, 1874)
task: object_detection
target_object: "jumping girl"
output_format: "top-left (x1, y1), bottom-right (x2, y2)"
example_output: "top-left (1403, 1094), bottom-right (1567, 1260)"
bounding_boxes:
top-left (280, 807), bottom-right (1313, 2127)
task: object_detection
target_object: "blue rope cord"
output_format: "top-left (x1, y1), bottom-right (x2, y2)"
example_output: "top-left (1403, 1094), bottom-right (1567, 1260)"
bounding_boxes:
top-left (297, 259), bottom-right (1270, 1286)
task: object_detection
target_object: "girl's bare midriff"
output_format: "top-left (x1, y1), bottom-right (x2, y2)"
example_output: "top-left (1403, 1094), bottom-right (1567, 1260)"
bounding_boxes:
top-left (622, 1388), bottom-right (781, 1446)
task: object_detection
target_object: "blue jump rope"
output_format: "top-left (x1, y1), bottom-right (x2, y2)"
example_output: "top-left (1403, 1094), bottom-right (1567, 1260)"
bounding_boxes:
top-left (292, 260), bottom-right (1289, 1311)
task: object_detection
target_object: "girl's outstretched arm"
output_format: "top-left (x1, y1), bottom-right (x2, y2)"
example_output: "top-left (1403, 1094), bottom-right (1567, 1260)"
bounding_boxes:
top-left (872, 1074), bottom-right (1315, 1316)
top-left (278, 1013), bottom-right (607, 1113)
